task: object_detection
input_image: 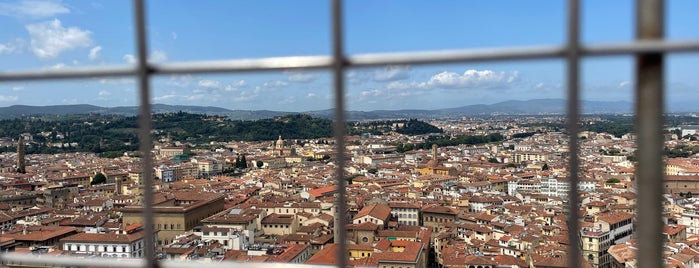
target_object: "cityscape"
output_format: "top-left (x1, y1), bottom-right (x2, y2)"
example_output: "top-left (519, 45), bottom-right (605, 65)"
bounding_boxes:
top-left (0, 108), bottom-right (699, 267)
top-left (0, 0), bottom-right (698, 268)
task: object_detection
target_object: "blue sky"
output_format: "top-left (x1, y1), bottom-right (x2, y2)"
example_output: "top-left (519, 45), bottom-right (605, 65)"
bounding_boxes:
top-left (0, 0), bottom-right (697, 112)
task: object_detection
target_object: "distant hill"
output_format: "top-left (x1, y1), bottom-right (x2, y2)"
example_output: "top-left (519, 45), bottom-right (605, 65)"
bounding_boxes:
top-left (0, 99), bottom-right (634, 120)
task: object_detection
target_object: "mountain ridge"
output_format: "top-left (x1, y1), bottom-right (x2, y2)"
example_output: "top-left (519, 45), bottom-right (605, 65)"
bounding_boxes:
top-left (0, 98), bottom-right (634, 120)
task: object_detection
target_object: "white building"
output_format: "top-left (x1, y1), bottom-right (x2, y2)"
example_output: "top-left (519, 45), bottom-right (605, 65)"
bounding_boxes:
top-left (389, 202), bottom-right (421, 226)
top-left (60, 224), bottom-right (156, 258)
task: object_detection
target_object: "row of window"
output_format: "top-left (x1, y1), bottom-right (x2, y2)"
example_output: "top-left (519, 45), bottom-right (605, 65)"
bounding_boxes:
top-left (425, 216), bottom-right (453, 223)
top-left (263, 224), bottom-right (290, 228)
top-left (156, 223), bottom-right (182, 230)
top-left (397, 220), bottom-right (418, 226)
top-left (202, 231), bottom-right (228, 236)
top-left (393, 213), bottom-right (417, 219)
top-left (65, 244), bottom-right (132, 253)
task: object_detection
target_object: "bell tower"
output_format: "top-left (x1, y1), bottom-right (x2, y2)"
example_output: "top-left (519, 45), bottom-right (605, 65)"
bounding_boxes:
top-left (17, 135), bottom-right (26, 174)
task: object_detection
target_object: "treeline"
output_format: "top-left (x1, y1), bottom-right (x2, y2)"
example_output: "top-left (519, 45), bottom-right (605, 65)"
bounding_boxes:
top-left (0, 115), bottom-right (138, 154)
top-left (395, 119), bottom-right (443, 135)
top-left (0, 113), bottom-right (335, 155)
top-left (512, 132), bottom-right (536, 139)
top-left (348, 119), bottom-right (442, 136)
top-left (394, 133), bottom-right (504, 152)
top-left (154, 112), bottom-right (333, 142)
top-left (665, 144), bottom-right (699, 158)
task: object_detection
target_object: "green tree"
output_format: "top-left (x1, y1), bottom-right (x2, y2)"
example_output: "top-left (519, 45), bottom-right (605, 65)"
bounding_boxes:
top-left (256, 161), bottom-right (264, 168)
top-left (606, 178), bottom-right (620, 183)
top-left (541, 163), bottom-right (549, 171)
top-left (240, 155), bottom-right (248, 168)
top-left (91, 172), bottom-right (107, 185)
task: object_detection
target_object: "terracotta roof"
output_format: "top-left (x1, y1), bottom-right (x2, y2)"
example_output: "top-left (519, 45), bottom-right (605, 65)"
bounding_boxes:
top-left (60, 230), bottom-right (146, 244)
top-left (306, 185), bottom-right (338, 198)
top-left (353, 203), bottom-right (391, 222)
top-left (305, 243), bottom-right (340, 265)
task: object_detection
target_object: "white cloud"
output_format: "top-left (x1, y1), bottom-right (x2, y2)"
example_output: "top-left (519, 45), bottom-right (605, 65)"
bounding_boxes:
top-left (225, 80), bottom-right (246, 91)
top-left (232, 87), bottom-right (261, 102)
top-left (386, 81), bottom-right (426, 90)
top-left (171, 32), bottom-right (177, 40)
top-left (98, 90), bottom-right (110, 96)
top-left (167, 74), bottom-right (193, 88)
top-left (0, 95), bottom-right (19, 102)
top-left (359, 89), bottom-right (383, 99)
top-left (198, 79), bottom-right (221, 89)
top-left (123, 54), bottom-right (136, 64)
top-left (0, 43), bottom-right (15, 54)
top-left (263, 80), bottom-right (288, 88)
top-left (150, 50), bottom-right (168, 63)
top-left (285, 71), bottom-right (316, 83)
top-left (48, 62), bottom-right (66, 69)
top-left (123, 50), bottom-right (168, 64)
top-left (0, 38), bottom-right (26, 55)
top-left (26, 19), bottom-right (92, 59)
top-left (12, 86), bottom-right (24, 91)
top-left (425, 69), bottom-right (519, 89)
top-left (306, 93), bottom-right (316, 98)
top-left (374, 65), bottom-right (411, 82)
top-left (88, 46), bottom-right (102, 61)
top-left (0, 0), bottom-right (70, 18)
top-left (618, 81), bottom-right (631, 88)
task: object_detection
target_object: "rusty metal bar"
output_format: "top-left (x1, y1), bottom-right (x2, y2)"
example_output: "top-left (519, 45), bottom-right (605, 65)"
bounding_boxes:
top-left (636, 0), bottom-right (665, 267)
top-left (133, 0), bottom-right (156, 267)
top-left (566, 0), bottom-right (581, 267)
top-left (331, 0), bottom-right (349, 268)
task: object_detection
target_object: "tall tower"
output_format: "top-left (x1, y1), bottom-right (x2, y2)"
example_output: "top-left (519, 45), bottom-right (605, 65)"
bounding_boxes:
top-left (432, 144), bottom-right (438, 160)
top-left (17, 135), bottom-right (25, 174)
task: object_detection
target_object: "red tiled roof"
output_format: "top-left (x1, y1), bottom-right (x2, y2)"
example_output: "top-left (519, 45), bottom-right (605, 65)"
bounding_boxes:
top-left (306, 185), bottom-right (338, 198)
top-left (353, 203), bottom-right (391, 222)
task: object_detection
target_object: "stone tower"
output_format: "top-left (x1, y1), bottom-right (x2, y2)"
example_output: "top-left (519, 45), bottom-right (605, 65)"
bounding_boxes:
top-left (17, 135), bottom-right (25, 174)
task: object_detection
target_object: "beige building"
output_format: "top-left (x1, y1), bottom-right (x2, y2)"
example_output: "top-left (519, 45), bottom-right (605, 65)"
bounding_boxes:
top-left (121, 191), bottom-right (225, 245)
top-left (261, 213), bottom-right (298, 236)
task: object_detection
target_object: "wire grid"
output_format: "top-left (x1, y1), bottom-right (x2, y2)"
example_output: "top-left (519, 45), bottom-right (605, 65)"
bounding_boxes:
top-left (0, 0), bottom-right (698, 267)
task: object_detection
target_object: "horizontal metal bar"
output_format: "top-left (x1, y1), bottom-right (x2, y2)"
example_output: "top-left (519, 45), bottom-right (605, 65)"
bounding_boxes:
top-left (348, 45), bottom-right (567, 66)
top-left (0, 66), bottom-right (135, 82)
top-left (584, 39), bottom-right (699, 56)
top-left (0, 253), bottom-right (145, 268)
top-left (0, 253), bottom-right (332, 268)
top-left (154, 55), bottom-right (334, 75)
top-left (0, 40), bottom-right (698, 82)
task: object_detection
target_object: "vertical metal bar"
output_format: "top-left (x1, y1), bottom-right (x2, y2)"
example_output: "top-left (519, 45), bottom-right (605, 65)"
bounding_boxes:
top-left (566, 0), bottom-right (581, 267)
top-left (331, 0), bottom-right (348, 267)
top-left (133, 0), bottom-right (156, 267)
top-left (636, 0), bottom-right (664, 267)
